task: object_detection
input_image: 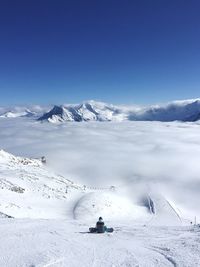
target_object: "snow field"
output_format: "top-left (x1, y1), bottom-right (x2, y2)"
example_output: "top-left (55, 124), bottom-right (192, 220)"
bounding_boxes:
top-left (0, 219), bottom-right (200, 267)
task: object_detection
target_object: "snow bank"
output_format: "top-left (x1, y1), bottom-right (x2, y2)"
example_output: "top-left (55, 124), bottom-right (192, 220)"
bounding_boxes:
top-left (73, 192), bottom-right (148, 220)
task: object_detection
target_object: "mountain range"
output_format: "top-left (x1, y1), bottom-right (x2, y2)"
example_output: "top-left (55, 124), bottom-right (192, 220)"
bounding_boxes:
top-left (1, 99), bottom-right (200, 122)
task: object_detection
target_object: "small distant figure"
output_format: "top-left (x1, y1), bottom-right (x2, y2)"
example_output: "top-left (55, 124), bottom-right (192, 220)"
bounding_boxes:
top-left (89, 217), bottom-right (114, 233)
top-left (110, 186), bottom-right (115, 192)
top-left (41, 156), bottom-right (46, 164)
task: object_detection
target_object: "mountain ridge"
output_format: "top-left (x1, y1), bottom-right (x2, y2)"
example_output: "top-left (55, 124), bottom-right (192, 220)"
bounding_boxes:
top-left (1, 99), bottom-right (200, 122)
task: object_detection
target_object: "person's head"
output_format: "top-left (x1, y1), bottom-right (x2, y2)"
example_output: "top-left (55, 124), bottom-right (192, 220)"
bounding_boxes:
top-left (99, 217), bottom-right (103, 221)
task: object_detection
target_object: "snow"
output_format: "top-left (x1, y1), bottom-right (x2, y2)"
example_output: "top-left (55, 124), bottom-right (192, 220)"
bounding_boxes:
top-left (37, 99), bottom-right (200, 122)
top-left (0, 109), bottom-right (35, 118)
top-left (0, 149), bottom-right (181, 224)
top-left (38, 101), bottom-right (125, 123)
top-left (0, 219), bottom-right (200, 267)
top-left (0, 105), bottom-right (48, 119)
top-left (73, 192), bottom-right (148, 220)
top-left (0, 149), bottom-right (84, 219)
top-left (1, 98), bottom-right (200, 122)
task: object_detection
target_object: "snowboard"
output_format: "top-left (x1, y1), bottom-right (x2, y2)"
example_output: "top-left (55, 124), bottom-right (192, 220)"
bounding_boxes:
top-left (106, 228), bottom-right (114, 233)
top-left (89, 227), bottom-right (114, 233)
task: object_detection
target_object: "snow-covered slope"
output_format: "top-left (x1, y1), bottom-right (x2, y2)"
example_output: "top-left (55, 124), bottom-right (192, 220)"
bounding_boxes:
top-left (0, 150), bottom-right (182, 224)
top-left (0, 150), bottom-right (83, 218)
top-left (0, 219), bottom-right (200, 267)
top-left (73, 192), bottom-right (148, 221)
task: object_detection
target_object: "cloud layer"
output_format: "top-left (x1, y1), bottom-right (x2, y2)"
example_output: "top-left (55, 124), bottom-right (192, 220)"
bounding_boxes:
top-left (0, 118), bottom-right (200, 219)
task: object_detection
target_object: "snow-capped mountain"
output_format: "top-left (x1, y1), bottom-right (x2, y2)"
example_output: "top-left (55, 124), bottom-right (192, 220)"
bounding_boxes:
top-left (38, 99), bottom-right (200, 123)
top-left (0, 109), bottom-right (36, 118)
top-left (0, 105), bottom-right (49, 119)
top-left (129, 99), bottom-right (200, 122)
top-left (2, 99), bottom-right (200, 122)
top-left (38, 101), bottom-right (126, 123)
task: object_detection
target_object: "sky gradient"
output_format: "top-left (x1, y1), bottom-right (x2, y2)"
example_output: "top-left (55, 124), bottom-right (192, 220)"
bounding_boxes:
top-left (0, 0), bottom-right (200, 105)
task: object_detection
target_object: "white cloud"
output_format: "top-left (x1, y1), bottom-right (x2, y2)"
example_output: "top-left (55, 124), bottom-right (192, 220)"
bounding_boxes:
top-left (0, 118), bottom-right (200, 218)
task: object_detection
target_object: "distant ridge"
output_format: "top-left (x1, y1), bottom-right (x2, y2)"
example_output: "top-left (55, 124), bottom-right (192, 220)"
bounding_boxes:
top-left (0, 109), bottom-right (35, 118)
top-left (38, 99), bottom-right (200, 123)
top-left (1, 99), bottom-right (200, 122)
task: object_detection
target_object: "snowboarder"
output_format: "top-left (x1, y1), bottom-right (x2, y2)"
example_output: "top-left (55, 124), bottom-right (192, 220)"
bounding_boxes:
top-left (89, 217), bottom-right (114, 233)
top-left (96, 217), bottom-right (106, 233)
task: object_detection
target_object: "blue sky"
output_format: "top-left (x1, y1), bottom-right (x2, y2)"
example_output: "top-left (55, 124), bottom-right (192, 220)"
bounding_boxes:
top-left (0, 0), bottom-right (200, 105)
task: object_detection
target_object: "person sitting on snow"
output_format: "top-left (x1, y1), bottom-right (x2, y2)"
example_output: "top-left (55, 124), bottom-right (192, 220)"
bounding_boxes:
top-left (89, 217), bottom-right (113, 233)
top-left (96, 217), bottom-right (106, 233)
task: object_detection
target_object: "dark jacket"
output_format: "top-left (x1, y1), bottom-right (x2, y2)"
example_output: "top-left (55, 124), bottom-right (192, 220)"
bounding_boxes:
top-left (96, 220), bottom-right (105, 233)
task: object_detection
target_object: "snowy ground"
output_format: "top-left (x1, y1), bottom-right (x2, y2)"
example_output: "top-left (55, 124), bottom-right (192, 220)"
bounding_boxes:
top-left (0, 218), bottom-right (200, 267)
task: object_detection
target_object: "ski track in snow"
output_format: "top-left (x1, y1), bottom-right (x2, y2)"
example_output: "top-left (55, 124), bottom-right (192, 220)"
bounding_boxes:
top-left (0, 219), bottom-right (200, 267)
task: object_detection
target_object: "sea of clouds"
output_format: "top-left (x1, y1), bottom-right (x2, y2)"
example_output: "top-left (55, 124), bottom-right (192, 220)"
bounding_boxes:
top-left (0, 117), bottom-right (200, 219)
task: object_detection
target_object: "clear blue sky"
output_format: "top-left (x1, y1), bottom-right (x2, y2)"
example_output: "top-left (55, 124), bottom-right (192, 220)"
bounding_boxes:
top-left (0, 0), bottom-right (200, 105)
